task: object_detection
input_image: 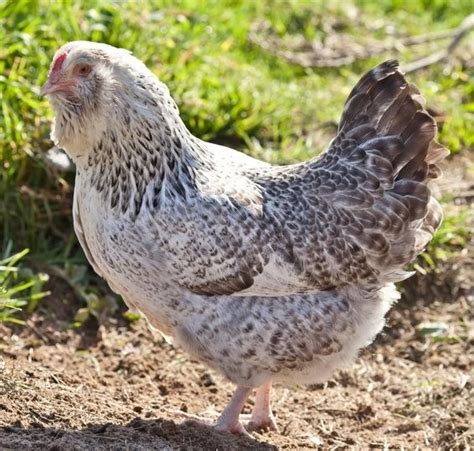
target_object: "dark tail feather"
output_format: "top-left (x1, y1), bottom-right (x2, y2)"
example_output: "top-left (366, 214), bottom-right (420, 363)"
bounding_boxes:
top-left (339, 60), bottom-right (449, 272)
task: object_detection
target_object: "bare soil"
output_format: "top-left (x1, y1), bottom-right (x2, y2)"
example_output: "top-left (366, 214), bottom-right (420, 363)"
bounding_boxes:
top-left (1, 157), bottom-right (472, 450)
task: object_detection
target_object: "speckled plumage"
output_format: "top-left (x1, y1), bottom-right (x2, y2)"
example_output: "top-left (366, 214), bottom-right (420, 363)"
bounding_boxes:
top-left (43, 41), bottom-right (448, 434)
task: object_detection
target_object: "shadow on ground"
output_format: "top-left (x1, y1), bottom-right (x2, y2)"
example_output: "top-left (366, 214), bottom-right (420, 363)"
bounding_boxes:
top-left (0, 418), bottom-right (276, 451)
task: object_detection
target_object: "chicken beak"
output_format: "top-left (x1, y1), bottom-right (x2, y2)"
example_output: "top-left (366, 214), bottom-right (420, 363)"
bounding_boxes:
top-left (41, 75), bottom-right (74, 97)
top-left (40, 78), bottom-right (56, 96)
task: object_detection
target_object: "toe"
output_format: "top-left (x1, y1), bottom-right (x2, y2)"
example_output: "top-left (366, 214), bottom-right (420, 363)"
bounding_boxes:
top-left (246, 416), bottom-right (279, 433)
top-left (214, 419), bottom-right (251, 437)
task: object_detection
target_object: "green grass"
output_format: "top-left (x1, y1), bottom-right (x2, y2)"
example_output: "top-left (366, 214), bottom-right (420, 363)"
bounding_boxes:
top-left (0, 0), bottom-right (472, 319)
top-left (0, 245), bottom-right (49, 324)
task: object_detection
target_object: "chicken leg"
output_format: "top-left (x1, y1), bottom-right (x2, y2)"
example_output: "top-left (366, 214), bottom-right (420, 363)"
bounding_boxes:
top-left (214, 386), bottom-right (252, 435)
top-left (246, 382), bottom-right (278, 432)
top-left (215, 382), bottom-right (278, 435)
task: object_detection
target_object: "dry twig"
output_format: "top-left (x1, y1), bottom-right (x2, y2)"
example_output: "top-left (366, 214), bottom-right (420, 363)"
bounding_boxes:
top-left (249, 14), bottom-right (474, 71)
top-left (402, 14), bottom-right (474, 73)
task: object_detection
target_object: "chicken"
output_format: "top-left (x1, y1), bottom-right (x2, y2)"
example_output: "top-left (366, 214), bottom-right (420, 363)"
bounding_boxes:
top-left (42, 41), bottom-right (448, 435)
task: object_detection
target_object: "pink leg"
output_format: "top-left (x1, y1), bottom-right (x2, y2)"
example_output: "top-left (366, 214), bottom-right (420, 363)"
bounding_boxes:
top-left (214, 386), bottom-right (252, 435)
top-left (247, 381), bottom-right (278, 432)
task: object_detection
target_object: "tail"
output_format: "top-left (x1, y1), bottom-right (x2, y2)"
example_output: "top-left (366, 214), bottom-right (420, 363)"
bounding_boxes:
top-left (334, 60), bottom-right (449, 282)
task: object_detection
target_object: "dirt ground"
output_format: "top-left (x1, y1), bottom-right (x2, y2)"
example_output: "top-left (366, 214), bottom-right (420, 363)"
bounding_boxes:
top-left (1, 157), bottom-right (472, 450)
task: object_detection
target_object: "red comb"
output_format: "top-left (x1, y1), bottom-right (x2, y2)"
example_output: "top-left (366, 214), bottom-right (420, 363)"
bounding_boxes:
top-left (52, 51), bottom-right (67, 73)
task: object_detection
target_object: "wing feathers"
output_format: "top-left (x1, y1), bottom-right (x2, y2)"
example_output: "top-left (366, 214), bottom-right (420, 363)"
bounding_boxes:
top-left (173, 60), bottom-right (448, 297)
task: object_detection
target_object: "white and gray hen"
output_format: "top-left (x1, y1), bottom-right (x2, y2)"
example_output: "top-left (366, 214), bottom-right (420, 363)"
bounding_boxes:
top-left (42, 41), bottom-right (448, 435)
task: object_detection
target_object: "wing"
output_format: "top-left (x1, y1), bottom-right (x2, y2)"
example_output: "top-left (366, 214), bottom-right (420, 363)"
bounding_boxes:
top-left (159, 61), bottom-right (448, 297)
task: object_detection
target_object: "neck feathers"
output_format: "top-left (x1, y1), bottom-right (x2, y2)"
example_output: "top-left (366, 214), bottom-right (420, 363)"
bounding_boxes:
top-left (57, 72), bottom-right (205, 219)
top-left (86, 103), bottom-right (201, 220)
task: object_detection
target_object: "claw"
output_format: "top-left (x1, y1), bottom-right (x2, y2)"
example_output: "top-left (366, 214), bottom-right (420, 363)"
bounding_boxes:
top-left (215, 418), bottom-right (252, 437)
top-left (247, 415), bottom-right (279, 433)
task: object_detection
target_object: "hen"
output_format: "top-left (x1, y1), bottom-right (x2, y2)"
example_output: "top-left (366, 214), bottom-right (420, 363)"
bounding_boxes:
top-left (42, 41), bottom-right (448, 435)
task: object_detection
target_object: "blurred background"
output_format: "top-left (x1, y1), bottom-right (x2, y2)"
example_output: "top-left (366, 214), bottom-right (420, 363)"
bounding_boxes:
top-left (0, 1), bottom-right (472, 448)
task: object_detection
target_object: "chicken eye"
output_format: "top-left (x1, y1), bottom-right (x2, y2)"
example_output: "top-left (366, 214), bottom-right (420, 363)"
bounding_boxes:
top-left (77, 64), bottom-right (92, 77)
